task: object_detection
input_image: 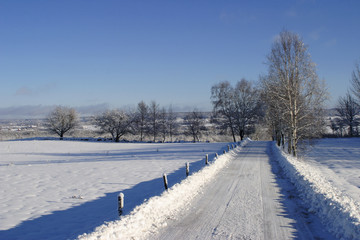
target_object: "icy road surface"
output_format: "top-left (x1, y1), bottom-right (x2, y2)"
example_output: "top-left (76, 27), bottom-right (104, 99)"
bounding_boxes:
top-left (153, 141), bottom-right (334, 240)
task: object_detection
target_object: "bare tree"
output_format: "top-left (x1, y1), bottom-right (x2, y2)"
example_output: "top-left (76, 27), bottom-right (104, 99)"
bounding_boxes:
top-left (263, 30), bottom-right (327, 156)
top-left (211, 81), bottom-right (237, 142)
top-left (46, 106), bottom-right (78, 140)
top-left (336, 93), bottom-right (360, 136)
top-left (262, 79), bottom-right (286, 147)
top-left (159, 107), bottom-right (168, 142)
top-left (148, 101), bottom-right (160, 142)
top-left (134, 101), bottom-right (148, 141)
top-left (233, 79), bottom-right (262, 140)
top-left (167, 105), bottom-right (179, 142)
top-left (184, 110), bottom-right (206, 142)
top-left (94, 109), bottom-right (133, 142)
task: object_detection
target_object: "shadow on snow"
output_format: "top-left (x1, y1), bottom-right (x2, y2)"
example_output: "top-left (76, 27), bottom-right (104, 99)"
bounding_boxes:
top-left (0, 147), bottom-right (228, 240)
top-left (265, 141), bottom-right (335, 240)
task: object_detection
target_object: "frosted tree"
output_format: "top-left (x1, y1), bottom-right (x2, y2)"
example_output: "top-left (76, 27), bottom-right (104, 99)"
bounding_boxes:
top-left (94, 109), bottom-right (133, 142)
top-left (167, 105), bottom-right (179, 142)
top-left (263, 30), bottom-right (327, 156)
top-left (134, 101), bottom-right (149, 142)
top-left (211, 80), bottom-right (262, 141)
top-left (261, 75), bottom-right (287, 147)
top-left (336, 93), bottom-right (360, 136)
top-left (184, 110), bottom-right (206, 142)
top-left (148, 101), bottom-right (160, 142)
top-left (46, 106), bottom-right (78, 140)
top-left (233, 79), bottom-right (262, 140)
top-left (159, 107), bottom-right (168, 142)
top-left (211, 81), bottom-right (237, 142)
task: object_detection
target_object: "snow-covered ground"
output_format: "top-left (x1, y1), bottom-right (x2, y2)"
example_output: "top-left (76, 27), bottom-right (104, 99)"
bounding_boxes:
top-left (1, 138), bottom-right (360, 240)
top-left (78, 140), bottom-right (338, 240)
top-left (302, 138), bottom-right (360, 203)
top-left (77, 140), bottom-right (248, 240)
top-left (150, 141), bottom-right (334, 240)
top-left (0, 140), bottom-right (229, 240)
top-left (274, 138), bottom-right (360, 239)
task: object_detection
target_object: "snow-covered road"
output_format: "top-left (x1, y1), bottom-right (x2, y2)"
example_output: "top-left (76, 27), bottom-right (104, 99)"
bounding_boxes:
top-left (152, 141), bottom-right (334, 240)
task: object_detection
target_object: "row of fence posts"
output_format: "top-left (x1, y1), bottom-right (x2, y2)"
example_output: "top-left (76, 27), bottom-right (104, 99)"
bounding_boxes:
top-left (118, 143), bottom-right (238, 216)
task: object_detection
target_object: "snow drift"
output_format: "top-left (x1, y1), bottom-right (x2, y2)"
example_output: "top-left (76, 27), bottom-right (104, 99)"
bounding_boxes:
top-left (272, 142), bottom-right (360, 239)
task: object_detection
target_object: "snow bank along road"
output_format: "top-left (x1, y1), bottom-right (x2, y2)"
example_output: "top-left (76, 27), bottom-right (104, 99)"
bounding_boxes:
top-left (80, 140), bottom-right (335, 240)
top-left (153, 141), bottom-right (334, 240)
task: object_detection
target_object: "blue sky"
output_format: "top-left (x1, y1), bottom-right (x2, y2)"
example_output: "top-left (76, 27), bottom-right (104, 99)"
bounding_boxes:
top-left (1, 0), bottom-right (359, 114)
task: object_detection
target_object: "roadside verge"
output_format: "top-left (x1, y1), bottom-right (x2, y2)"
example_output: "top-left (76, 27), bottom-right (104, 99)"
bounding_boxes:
top-left (271, 142), bottom-right (360, 239)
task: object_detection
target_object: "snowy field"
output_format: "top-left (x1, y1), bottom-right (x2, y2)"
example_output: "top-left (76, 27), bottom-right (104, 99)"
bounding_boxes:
top-left (78, 138), bottom-right (360, 240)
top-left (302, 138), bottom-right (360, 203)
top-left (0, 140), bottom-right (230, 240)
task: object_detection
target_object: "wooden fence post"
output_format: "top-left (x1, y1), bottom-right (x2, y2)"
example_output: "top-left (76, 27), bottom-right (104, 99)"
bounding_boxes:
top-left (163, 173), bottom-right (168, 190)
top-left (186, 162), bottom-right (189, 177)
top-left (118, 192), bottom-right (124, 216)
top-left (205, 154), bottom-right (209, 165)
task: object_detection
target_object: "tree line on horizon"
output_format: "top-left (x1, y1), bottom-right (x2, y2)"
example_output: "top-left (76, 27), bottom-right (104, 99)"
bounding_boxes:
top-left (45, 30), bottom-right (359, 157)
top-left (46, 102), bottom-right (208, 143)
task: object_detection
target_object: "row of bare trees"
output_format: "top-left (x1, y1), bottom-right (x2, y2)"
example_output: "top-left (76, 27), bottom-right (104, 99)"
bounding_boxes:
top-left (261, 30), bottom-right (328, 156)
top-left (332, 62), bottom-right (360, 136)
top-left (129, 101), bottom-right (179, 142)
top-left (140, 101), bottom-right (181, 142)
top-left (210, 31), bottom-right (329, 156)
top-left (46, 102), bottom-right (207, 142)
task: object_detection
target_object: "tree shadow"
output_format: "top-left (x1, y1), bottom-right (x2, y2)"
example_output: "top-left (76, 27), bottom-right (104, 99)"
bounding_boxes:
top-left (2, 142), bottom-right (229, 166)
top-left (266, 141), bottom-right (336, 240)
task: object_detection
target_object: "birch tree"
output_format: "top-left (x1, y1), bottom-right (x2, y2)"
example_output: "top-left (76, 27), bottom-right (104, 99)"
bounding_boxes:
top-left (263, 30), bottom-right (327, 156)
